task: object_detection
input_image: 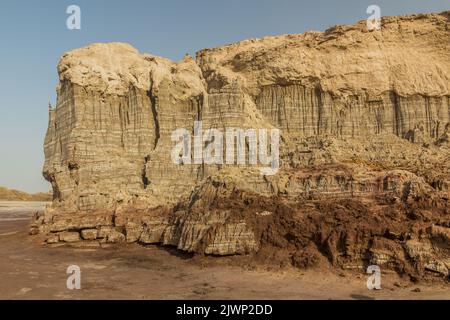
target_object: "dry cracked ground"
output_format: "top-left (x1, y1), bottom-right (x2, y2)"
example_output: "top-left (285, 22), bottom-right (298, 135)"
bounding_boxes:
top-left (0, 201), bottom-right (448, 300)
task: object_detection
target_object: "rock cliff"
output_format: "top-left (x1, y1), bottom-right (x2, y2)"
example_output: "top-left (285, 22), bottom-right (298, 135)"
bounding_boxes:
top-left (32, 12), bottom-right (450, 280)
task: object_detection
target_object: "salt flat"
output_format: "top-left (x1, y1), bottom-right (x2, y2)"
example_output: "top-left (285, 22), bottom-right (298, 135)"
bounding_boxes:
top-left (0, 201), bottom-right (47, 222)
top-left (0, 201), bottom-right (48, 209)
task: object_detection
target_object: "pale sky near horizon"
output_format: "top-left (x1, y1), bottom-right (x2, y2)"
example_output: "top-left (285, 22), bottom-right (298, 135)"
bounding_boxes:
top-left (0, 0), bottom-right (448, 193)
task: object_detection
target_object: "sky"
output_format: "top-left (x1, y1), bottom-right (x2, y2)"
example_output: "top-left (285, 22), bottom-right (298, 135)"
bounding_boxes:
top-left (0, 0), bottom-right (448, 193)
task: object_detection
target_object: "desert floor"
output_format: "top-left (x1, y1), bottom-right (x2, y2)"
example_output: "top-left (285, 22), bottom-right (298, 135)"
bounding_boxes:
top-left (0, 201), bottom-right (448, 300)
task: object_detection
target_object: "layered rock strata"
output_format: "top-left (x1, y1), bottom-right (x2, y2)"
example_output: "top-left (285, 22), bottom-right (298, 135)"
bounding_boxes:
top-left (32, 12), bottom-right (450, 280)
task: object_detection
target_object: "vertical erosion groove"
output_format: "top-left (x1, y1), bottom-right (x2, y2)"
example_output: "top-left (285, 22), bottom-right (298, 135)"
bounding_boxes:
top-left (142, 155), bottom-right (150, 189)
top-left (315, 86), bottom-right (323, 136)
top-left (391, 91), bottom-right (403, 137)
top-left (148, 87), bottom-right (160, 150)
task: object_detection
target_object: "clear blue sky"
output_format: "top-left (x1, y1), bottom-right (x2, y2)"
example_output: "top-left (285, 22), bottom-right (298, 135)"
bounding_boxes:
top-left (0, 0), bottom-right (448, 193)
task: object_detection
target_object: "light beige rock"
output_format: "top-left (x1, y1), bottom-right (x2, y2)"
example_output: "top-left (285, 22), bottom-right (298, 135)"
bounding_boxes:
top-left (58, 231), bottom-right (81, 243)
top-left (34, 11), bottom-right (450, 268)
top-left (125, 222), bottom-right (143, 243)
top-left (204, 223), bottom-right (258, 255)
top-left (98, 226), bottom-right (114, 239)
top-left (107, 229), bottom-right (126, 243)
top-left (49, 213), bottom-right (113, 232)
top-left (81, 229), bottom-right (98, 240)
top-left (139, 224), bottom-right (166, 244)
top-left (46, 233), bottom-right (59, 244)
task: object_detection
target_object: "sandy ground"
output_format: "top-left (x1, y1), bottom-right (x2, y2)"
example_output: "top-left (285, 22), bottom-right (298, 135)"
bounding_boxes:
top-left (0, 201), bottom-right (448, 300)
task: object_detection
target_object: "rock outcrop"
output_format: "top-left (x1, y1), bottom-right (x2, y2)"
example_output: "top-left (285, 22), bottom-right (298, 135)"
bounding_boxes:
top-left (32, 12), bottom-right (450, 280)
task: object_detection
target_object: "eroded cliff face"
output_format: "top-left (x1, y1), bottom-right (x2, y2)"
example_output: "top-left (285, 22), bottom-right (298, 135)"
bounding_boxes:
top-left (32, 12), bottom-right (450, 280)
